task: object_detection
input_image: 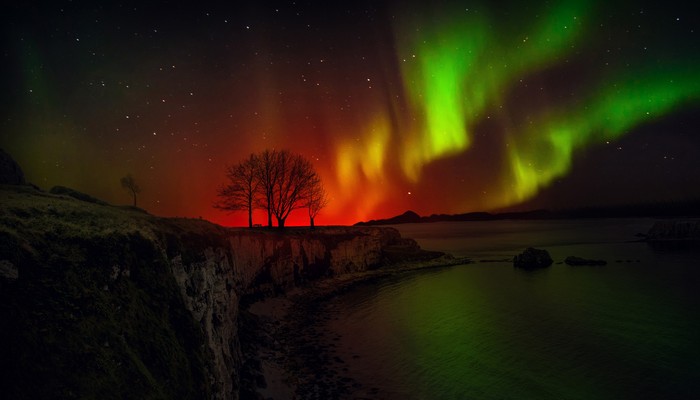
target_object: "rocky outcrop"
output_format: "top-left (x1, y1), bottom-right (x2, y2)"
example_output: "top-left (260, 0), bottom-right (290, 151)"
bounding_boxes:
top-left (170, 247), bottom-right (241, 399)
top-left (0, 184), bottom-right (428, 400)
top-left (166, 227), bottom-right (408, 399)
top-left (169, 226), bottom-right (416, 399)
top-left (647, 220), bottom-right (700, 241)
top-left (513, 247), bottom-right (553, 269)
top-left (0, 148), bottom-right (25, 185)
top-left (227, 227), bottom-right (402, 299)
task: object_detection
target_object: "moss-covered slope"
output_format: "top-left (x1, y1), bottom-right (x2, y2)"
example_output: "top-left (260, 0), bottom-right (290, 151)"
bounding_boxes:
top-left (0, 185), bottom-right (219, 399)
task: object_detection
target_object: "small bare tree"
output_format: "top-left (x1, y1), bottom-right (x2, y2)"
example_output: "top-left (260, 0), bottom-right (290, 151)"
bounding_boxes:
top-left (214, 154), bottom-right (259, 228)
top-left (306, 173), bottom-right (329, 229)
top-left (120, 173), bottom-right (140, 207)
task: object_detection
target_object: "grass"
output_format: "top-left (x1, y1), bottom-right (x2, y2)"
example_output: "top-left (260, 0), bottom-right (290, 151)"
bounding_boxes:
top-left (0, 185), bottom-right (213, 399)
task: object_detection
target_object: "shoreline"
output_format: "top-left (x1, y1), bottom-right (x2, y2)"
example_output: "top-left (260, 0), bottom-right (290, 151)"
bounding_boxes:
top-left (241, 254), bottom-right (472, 399)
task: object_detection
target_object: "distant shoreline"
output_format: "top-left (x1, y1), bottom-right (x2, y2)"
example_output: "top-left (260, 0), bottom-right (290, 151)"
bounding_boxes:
top-left (355, 202), bottom-right (700, 226)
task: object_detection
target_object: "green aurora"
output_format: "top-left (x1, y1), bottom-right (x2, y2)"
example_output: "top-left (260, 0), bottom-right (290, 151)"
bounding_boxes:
top-left (394, 0), bottom-right (700, 207)
top-left (509, 66), bottom-right (700, 203)
top-left (2, 1), bottom-right (698, 223)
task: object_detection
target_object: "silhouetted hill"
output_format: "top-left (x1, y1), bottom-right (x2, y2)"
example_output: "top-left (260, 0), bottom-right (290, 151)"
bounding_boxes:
top-left (355, 201), bottom-right (700, 226)
top-left (355, 209), bottom-right (552, 225)
top-left (355, 210), bottom-right (421, 226)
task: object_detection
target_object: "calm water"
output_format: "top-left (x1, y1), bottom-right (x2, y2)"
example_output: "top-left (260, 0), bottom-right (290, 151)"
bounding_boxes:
top-left (324, 219), bottom-right (700, 399)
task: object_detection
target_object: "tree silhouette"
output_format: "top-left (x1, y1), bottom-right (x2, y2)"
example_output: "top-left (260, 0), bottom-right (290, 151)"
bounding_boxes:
top-left (255, 149), bottom-right (279, 228)
top-left (214, 154), bottom-right (259, 228)
top-left (305, 173), bottom-right (329, 229)
top-left (216, 150), bottom-right (326, 228)
top-left (120, 173), bottom-right (140, 207)
top-left (268, 150), bottom-right (316, 228)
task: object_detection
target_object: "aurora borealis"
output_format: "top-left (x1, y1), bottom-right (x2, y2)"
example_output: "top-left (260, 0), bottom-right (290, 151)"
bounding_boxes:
top-left (2, 0), bottom-right (699, 226)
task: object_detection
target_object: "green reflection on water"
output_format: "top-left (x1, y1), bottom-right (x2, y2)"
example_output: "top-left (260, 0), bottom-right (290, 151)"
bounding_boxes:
top-left (334, 254), bottom-right (699, 399)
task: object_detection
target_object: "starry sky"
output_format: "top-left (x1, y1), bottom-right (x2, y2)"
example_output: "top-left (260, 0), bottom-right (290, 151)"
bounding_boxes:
top-left (2, 0), bottom-right (699, 226)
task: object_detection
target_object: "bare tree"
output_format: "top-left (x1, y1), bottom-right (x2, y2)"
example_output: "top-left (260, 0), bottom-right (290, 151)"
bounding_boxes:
top-left (255, 149), bottom-right (279, 228)
top-left (268, 150), bottom-right (316, 228)
top-left (214, 154), bottom-right (259, 228)
top-left (216, 149), bottom-right (326, 229)
top-left (306, 173), bottom-right (329, 229)
top-left (120, 173), bottom-right (140, 207)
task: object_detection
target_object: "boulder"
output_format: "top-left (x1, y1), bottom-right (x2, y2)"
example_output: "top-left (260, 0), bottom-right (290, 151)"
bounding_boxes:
top-left (564, 256), bottom-right (607, 266)
top-left (513, 247), bottom-right (553, 269)
top-left (0, 148), bottom-right (25, 185)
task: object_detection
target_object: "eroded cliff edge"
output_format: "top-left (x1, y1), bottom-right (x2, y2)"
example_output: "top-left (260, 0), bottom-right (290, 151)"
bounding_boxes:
top-left (0, 184), bottom-right (441, 399)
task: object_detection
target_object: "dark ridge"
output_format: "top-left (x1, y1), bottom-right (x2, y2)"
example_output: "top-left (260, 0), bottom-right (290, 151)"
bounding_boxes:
top-left (354, 209), bottom-right (552, 225)
top-left (49, 186), bottom-right (110, 206)
top-left (354, 201), bottom-right (700, 226)
top-left (354, 210), bottom-right (421, 226)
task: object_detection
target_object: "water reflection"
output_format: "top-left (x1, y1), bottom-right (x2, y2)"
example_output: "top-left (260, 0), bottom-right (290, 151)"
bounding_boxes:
top-left (322, 219), bottom-right (700, 399)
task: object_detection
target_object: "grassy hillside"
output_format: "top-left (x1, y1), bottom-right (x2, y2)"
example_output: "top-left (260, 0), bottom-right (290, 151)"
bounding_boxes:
top-left (0, 185), bottom-right (221, 399)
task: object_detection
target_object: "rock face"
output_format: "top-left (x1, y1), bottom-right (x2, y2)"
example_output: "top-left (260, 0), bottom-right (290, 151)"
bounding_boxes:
top-left (0, 185), bottom-right (421, 400)
top-left (513, 247), bottom-right (553, 269)
top-left (0, 148), bottom-right (25, 185)
top-left (228, 227), bottom-right (400, 298)
top-left (169, 226), bottom-right (405, 399)
top-left (170, 247), bottom-right (241, 399)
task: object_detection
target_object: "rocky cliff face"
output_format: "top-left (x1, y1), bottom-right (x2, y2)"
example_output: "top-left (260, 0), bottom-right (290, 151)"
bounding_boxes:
top-left (0, 185), bottom-right (418, 399)
top-left (170, 247), bottom-right (241, 399)
top-left (169, 226), bottom-right (408, 399)
top-left (228, 227), bottom-right (399, 297)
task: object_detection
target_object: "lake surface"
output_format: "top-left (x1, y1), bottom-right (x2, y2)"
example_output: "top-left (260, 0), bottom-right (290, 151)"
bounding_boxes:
top-left (323, 219), bottom-right (700, 399)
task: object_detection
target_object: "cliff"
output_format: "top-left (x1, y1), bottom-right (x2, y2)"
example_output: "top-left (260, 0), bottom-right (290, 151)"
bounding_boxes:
top-left (0, 184), bottom-right (436, 399)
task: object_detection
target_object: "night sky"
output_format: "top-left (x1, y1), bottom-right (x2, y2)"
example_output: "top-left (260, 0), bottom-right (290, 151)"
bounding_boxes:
top-left (2, 0), bottom-right (699, 226)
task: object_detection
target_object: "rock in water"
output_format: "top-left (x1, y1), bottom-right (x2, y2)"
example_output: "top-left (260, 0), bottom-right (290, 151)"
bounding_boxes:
top-left (513, 247), bottom-right (553, 269)
top-left (564, 256), bottom-right (607, 266)
top-left (0, 148), bottom-right (25, 185)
